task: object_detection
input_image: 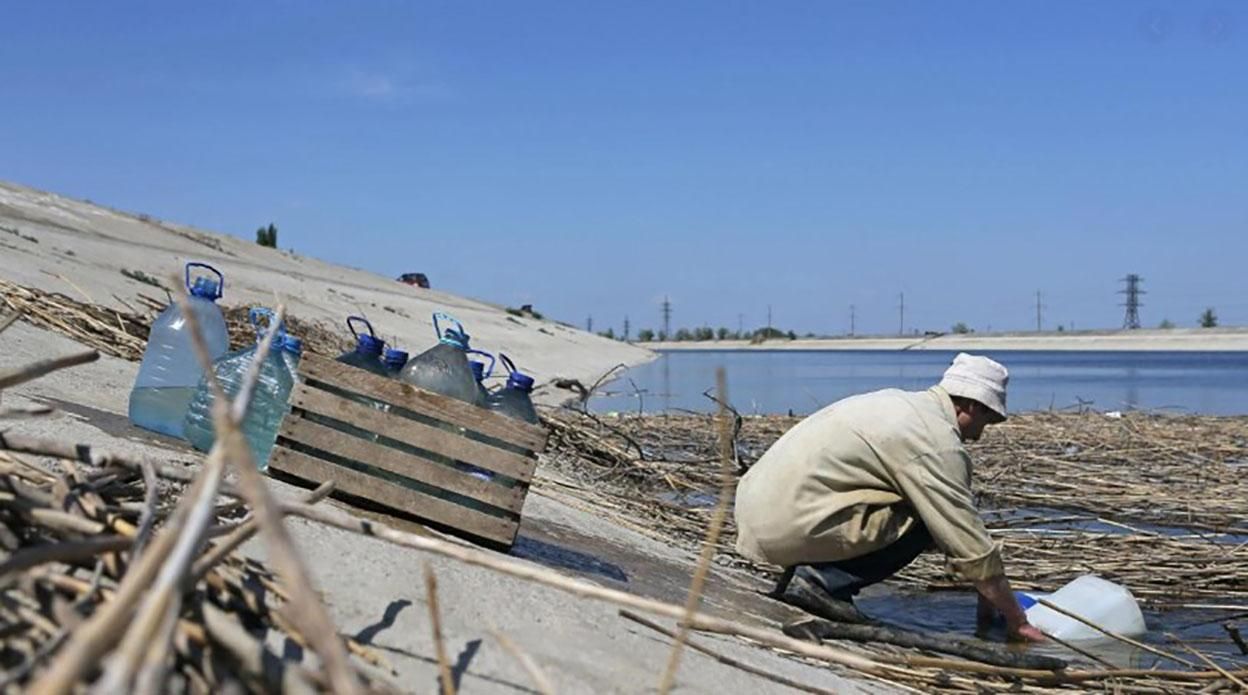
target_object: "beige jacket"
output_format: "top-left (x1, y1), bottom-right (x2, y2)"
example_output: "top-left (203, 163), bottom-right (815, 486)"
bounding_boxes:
top-left (734, 386), bottom-right (1004, 581)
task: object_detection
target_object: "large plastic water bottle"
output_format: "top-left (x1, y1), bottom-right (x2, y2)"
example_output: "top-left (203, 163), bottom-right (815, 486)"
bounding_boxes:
top-left (1015, 575), bottom-right (1147, 641)
top-left (488, 354), bottom-right (539, 425)
top-left (398, 313), bottom-right (480, 403)
top-left (337, 316), bottom-right (389, 376)
top-left (470, 360), bottom-right (491, 405)
top-left (383, 348), bottom-right (409, 377)
top-left (182, 308), bottom-right (294, 470)
top-left (281, 335), bottom-right (303, 377)
top-left (128, 263), bottom-right (229, 438)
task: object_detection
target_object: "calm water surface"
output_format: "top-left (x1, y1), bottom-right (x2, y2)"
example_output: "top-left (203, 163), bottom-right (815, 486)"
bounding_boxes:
top-left (590, 349), bottom-right (1248, 415)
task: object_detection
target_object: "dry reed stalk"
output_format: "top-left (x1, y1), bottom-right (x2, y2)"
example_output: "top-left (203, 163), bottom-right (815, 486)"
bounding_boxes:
top-left (1168, 632), bottom-right (1248, 690)
top-left (1035, 598), bottom-right (1197, 668)
top-left (656, 368), bottom-right (735, 694)
top-left (0, 349), bottom-right (99, 390)
top-left (424, 563), bottom-right (456, 695)
top-left (171, 280), bottom-right (361, 695)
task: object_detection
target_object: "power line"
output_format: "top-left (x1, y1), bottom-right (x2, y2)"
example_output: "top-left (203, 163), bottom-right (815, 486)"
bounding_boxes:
top-left (1119, 274), bottom-right (1144, 329)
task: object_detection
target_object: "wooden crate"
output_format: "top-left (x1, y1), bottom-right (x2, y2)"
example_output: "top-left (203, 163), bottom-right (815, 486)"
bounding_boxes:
top-left (269, 353), bottom-right (547, 548)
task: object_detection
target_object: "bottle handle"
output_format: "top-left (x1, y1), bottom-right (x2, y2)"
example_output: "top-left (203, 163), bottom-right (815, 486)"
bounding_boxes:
top-left (185, 262), bottom-right (224, 299)
top-left (499, 353), bottom-right (518, 375)
top-left (433, 312), bottom-right (467, 346)
top-left (467, 350), bottom-right (496, 379)
top-left (346, 316), bottom-right (376, 341)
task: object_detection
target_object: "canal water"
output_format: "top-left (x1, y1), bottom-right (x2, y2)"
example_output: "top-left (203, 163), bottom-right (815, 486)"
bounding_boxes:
top-left (589, 349), bottom-right (1248, 416)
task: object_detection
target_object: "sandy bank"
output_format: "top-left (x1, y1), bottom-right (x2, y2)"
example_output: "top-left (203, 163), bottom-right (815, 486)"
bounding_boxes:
top-left (647, 327), bottom-right (1248, 352)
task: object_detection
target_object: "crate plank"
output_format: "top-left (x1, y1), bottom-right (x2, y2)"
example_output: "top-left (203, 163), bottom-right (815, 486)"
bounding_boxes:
top-left (278, 415), bottom-right (526, 514)
top-left (299, 353), bottom-right (547, 452)
top-left (269, 447), bottom-right (519, 546)
top-left (290, 385), bottom-right (537, 482)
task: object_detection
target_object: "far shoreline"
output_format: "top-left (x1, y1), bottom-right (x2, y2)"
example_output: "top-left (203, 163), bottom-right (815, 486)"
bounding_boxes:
top-left (640, 327), bottom-right (1248, 352)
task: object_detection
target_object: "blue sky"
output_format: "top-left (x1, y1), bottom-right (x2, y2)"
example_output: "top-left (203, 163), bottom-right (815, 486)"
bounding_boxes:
top-left (2, 2), bottom-right (1245, 336)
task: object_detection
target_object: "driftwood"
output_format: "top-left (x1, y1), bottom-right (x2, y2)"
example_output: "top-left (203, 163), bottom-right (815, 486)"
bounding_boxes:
top-left (782, 617), bottom-right (1068, 671)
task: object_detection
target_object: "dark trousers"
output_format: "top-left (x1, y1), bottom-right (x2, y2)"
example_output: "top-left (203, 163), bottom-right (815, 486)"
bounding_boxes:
top-left (788, 521), bottom-right (933, 601)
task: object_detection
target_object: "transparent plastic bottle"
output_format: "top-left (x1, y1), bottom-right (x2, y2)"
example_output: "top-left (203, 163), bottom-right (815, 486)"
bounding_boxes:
top-left (398, 313), bottom-right (479, 403)
top-left (129, 263), bottom-right (228, 438)
top-left (336, 316), bottom-right (389, 376)
top-left (488, 354), bottom-right (539, 425)
top-left (182, 308), bottom-right (293, 470)
top-left (383, 348), bottom-right (409, 377)
top-left (281, 335), bottom-right (303, 377)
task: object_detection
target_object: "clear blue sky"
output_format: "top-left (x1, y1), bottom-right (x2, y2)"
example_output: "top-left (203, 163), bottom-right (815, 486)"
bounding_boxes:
top-left (2, 2), bottom-right (1245, 336)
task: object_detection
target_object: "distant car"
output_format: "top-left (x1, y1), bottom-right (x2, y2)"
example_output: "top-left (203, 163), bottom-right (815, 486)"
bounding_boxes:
top-left (398, 272), bottom-right (430, 289)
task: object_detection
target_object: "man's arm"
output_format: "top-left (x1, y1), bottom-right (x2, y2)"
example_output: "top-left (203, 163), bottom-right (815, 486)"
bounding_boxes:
top-left (975, 574), bottom-right (1045, 642)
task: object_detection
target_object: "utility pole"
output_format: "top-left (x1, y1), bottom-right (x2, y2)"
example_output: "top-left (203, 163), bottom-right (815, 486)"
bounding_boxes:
top-left (661, 296), bottom-right (672, 339)
top-left (1119, 274), bottom-right (1144, 329)
top-left (898, 292), bottom-right (905, 336)
top-left (850, 304), bottom-right (856, 336)
top-left (1035, 290), bottom-right (1045, 332)
top-left (623, 315), bottom-right (630, 341)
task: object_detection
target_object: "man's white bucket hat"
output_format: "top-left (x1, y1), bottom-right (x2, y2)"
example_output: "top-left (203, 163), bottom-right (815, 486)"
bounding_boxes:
top-left (939, 353), bottom-right (1008, 422)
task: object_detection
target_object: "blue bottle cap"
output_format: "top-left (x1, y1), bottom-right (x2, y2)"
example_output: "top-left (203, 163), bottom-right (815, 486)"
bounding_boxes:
top-left (284, 336), bottom-right (303, 354)
top-left (470, 361), bottom-right (486, 382)
top-left (1014, 591), bottom-right (1037, 610)
top-left (507, 372), bottom-right (535, 392)
top-left (357, 333), bottom-right (384, 356)
top-left (190, 276), bottom-right (221, 300)
top-left (383, 348), bottom-right (409, 369)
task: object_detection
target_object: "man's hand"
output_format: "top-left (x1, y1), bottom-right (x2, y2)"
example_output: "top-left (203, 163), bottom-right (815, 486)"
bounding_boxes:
top-left (974, 574), bottom-right (1046, 643)
top-left (1009, 623), bottom-right (1047, 643)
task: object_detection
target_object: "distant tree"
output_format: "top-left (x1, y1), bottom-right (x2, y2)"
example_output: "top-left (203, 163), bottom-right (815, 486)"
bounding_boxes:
top-left (1056, 324), bottom-right (1065, 332)
top-left (716, 327), bottom-right (730, 340)
top-left (693, 326), bottom-right (714, 341)
top-left (637, 328), bottom-right (655, 342)
top-left (753, 327), bottom-right (786, 340)
top-left (657, 330), bottom-right (668, 341)
top-left (255, 223), bottom-right (278, 248)
top-left (786, 330), bottom-right (797, 340)
top-left (599, 327), bottom-right (616, 339)
top-left (1200, 308), bottom-right (1218, 328)
top-left (674, 328), bottom-right (693, 341)
top-left (951, 322), bottom-right (972, 334)
top-left (1159, 319), bottom-right (1176, 329)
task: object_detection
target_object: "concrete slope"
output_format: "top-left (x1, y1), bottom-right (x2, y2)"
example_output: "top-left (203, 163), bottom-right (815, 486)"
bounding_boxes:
top-left (0, 180), bottom-right (653, 402)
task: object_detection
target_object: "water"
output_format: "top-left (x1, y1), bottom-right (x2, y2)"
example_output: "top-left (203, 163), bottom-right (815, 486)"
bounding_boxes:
top-left (127, 386), bottom-right (199, 436)
top-left (183, 346), bottom-right (294, 468)
top-left (591, 349), bottom-right (1248, 415)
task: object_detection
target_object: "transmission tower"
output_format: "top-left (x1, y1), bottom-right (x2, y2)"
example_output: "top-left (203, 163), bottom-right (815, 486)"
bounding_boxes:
top-left (898, 292), bottom-right (905, 336)
top-left (1035, 291), bottom-right (1045, 332)
top-left (850, 304), bottom-right (856, 336)
top-left (661, 296), bottom-right (672, 339)
top-left (623, 315), bottom-right (630, 341)
top-left (587, 316), bottom-right (593, 333)
top-left (1119, 275), bottom-right (1144, 329)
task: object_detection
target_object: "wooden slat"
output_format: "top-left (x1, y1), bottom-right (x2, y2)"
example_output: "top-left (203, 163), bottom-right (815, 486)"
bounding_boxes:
top-left (298, 353), bottom-right (548, 452)
top-left (278, 415), bottom-right (526, 514)
top-left (289, 385), bottom-right (536, 483)
top-left (269, 447), bottom-right (519, 546)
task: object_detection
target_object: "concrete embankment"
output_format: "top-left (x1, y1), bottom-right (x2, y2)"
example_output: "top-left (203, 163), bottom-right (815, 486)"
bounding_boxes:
top-left (648, 328), bottom-right (1248, 352)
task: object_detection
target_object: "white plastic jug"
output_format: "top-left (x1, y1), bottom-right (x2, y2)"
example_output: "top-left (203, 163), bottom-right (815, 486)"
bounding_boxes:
top-left (1016, 575), bottom-right (1147, 641)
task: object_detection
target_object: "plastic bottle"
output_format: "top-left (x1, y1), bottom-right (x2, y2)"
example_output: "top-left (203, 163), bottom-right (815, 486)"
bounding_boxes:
top-left (488, 354), bottom-right (539, 425)
top-left (469, 360), bottom-right (491, 405)
top-left (336, 316), bottom-right (389, 376)
top-left (281, 335), bottom-right (303, 377)
top-left (383, 348), bottom-right (410, 377)
top-left (182, 308), bottom-right (294, 470)
top-left (398, 313), bottom-right (479, 403)
top-left (1015, 575), bottom-right (1147, 641)
top-left (128, 263), bottom-right (229, 437)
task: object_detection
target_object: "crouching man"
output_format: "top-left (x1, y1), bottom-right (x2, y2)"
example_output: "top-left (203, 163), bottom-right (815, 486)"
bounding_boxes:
top-left (734, 353), bottom-right (1043, 642)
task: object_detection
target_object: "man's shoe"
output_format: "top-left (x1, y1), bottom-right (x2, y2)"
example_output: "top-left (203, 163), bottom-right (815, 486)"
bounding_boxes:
top-left (777, 572), bottom-right (869, 624)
